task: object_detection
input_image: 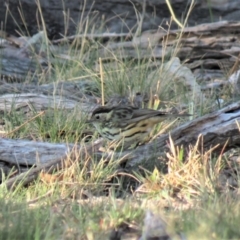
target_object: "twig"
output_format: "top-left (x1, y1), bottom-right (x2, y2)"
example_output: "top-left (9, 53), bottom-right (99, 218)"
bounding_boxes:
top-left (99, 57), bottom-right (105, 106)
top-left (3, 111), bottom-right (45, 137)
top-left (165, 0), bottom-right (183, 28)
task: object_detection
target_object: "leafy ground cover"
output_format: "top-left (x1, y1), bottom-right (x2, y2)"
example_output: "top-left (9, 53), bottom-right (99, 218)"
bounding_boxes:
top-left (1, 1), bottom-right (240, 239)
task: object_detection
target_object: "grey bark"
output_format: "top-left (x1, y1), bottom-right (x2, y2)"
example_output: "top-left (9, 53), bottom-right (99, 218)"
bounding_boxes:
top-left (1, 99), bottom-right (240, 188)
top-left (1, 0), bottom-right (240, 38)
top-left (1, 20), bottom-right (240, 87)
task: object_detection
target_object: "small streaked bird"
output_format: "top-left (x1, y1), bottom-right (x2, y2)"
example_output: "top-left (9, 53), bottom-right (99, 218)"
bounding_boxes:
top-left (88, 105), bottom-right (190, 148)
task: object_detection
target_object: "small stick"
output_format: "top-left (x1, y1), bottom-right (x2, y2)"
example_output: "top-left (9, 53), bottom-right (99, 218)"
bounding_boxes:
top-left (99, 57), bottom-right (105, 106)
top-left (4, 111), bottom-right (45, 137)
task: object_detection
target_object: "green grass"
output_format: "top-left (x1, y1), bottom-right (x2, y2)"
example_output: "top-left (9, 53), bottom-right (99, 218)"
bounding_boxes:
top-left (0, 1), bottom-right (239, 239)
top-left (0, 190), bottom-right (240, 239)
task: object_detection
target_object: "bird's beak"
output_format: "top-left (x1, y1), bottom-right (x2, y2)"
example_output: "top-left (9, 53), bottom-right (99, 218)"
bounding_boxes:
top-left (86, 119), bottom-right (92, 123)
top-left (86, 118), bottom-right (96, 124)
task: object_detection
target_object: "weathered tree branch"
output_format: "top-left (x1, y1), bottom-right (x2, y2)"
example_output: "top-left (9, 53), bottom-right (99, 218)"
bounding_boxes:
top-left (1, 21), bottom-right (240, 86)
top-left (1, 101), bottom-right (240, 188)
top-left (1, 139), bottom-right (103, 189)
top-left (124, 101), bottom-right (240, 168)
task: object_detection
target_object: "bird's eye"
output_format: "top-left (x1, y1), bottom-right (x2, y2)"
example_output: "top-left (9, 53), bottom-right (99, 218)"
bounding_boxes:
top-left (95, 115), bottom-right (100, 120)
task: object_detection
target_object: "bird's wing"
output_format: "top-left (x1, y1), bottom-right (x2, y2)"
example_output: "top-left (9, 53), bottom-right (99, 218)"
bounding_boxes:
top-left (116, 109), bottom-right (169, 126)
top-left (131, 108), bottom-right (169, 118)
top-left (111, 106), bottom-right (135, 121)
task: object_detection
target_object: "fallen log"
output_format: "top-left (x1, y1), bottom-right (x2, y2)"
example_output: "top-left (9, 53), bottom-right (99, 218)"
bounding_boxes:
top-left (0, 139), bottom-right (103, 190)
top-left (1, 101), bottom-right (240, 188)
top-left (1, 21), bottom-right (240, 87)
top-left (0, 93), bottom-right (94, 113)
top-left (125, 101), bottom-right (240, 168)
